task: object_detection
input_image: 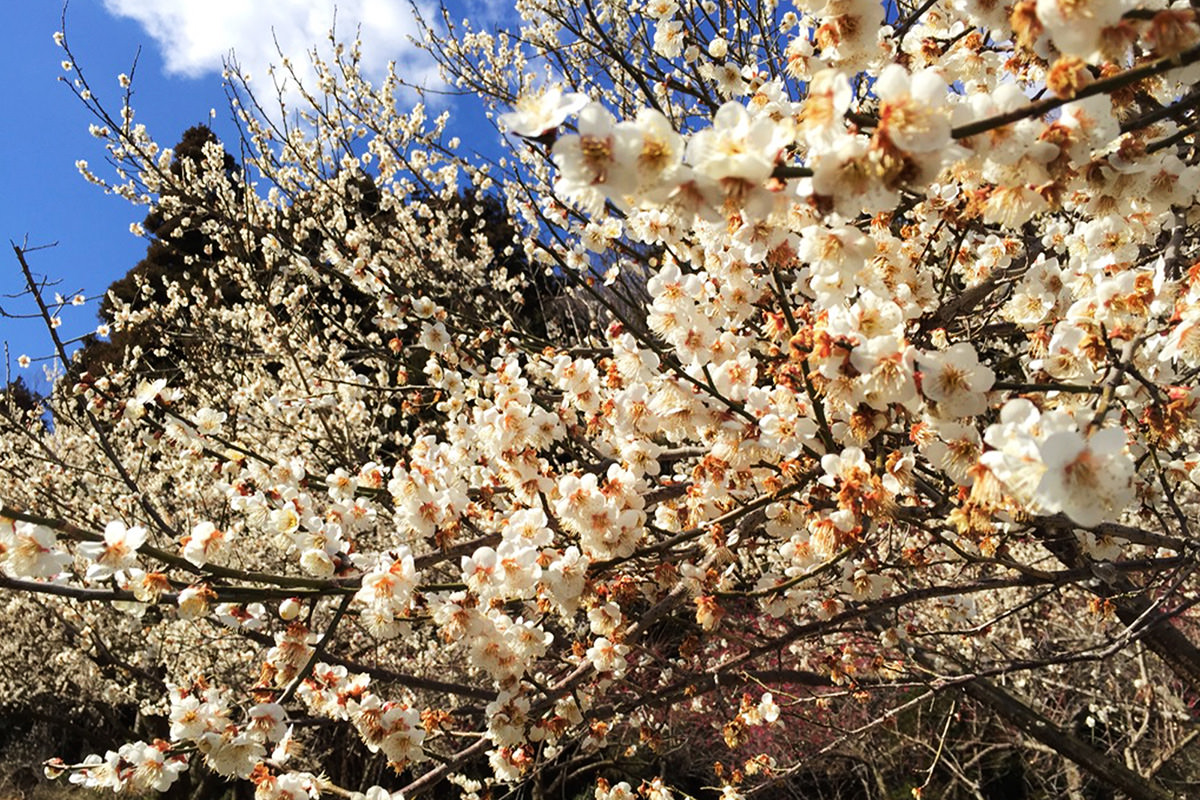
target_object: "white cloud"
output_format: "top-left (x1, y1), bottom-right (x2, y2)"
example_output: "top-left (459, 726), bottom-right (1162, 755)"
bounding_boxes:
top-left (101, 0), bottom-right (441, 104)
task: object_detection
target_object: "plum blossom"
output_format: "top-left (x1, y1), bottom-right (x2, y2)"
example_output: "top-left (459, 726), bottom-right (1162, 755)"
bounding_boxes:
top-left (499, 85), bottom-right (588, 138)
top-left (841, 566), bottom-right (890, 600)
top-left (168, 683), bottom-right (233, 742)
top-left (247, 702), bottom-right (289, 742)
top-left (215, 602), bottom-right (268, 630)
top-left (596, 780), bottom-right (637, 800)
top-left (875, 65), bottom-right (953, 154)
top-left (77, 520), bottom-right (147, 582)
top-left (798, 69), bottom-right (852, 150)
top-left (1060, 94), bottom-right (1120, 155)
top-left (0, 519), bottom-right (72, 579)
top-left (980, 399), bottom-right (1067, 512)
top-left (68, 741), bottom-right (187, 794)
top-left (922, 421), bottom-right (982, 486)
top-left (1035, 427), bottom-right (1134, 527)
top-left (811, 0), bottom-right (886, 68)
top-left (356, 548), bottom-right (420, 626)
top-left (687, 101), bottom-right (794, 185)
top-left (543, 546), bottom-right (589, 614)
top-left (653, 18), bottom-right (685, 57)
top-left (1161, 311), bottom-right (1200, 367)
top-left (554, 466), bottom-right (646, 559)
top-left (349, 693), bottom-right (428, 765)
top-left (812, 135), bottom-right (899, 215)
top-left (1032, 322), bottom-right (1099, 381)
top-left (586, 636), bottom-right (630, 678)
top-left (182, 520), bottom-right (229, 567)
top-left (124, 568), bottom-right (171, 602)
top-left (979, 400), bottom-right (1133, 527)
top-left (125, 378), bottom-right (167, 421)
top-left (193, 407), bottom-right (227, 435)
top-left (253, 771), bottom-right (321, 800)
top-left (1036, 0), bottom-right (1131, 60)
top-left (589, 601), bottom-right (623, 637)
top-left (464, 608), bottom-right (553, 682)
top-left (917, 343), bottom-right (995, 417)
top-left (503, 507), bottom-right (553, 548)
top-left (552, 103), bottom-right (640, 209)
top-left (758, 692), bottom-right (780, 724)
top-left (177, 584), bottom-right (215, 619)
top-left (628, 108), bottom-right (686, 196)
top-left (196, 727), bottom-right (265, 778)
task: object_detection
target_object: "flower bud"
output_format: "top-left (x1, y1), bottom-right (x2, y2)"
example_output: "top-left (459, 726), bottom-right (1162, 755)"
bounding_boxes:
top-left (279, 597), bottom-right (302, 621)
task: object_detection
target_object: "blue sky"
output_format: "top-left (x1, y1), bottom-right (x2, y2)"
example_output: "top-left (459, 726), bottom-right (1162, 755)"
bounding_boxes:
top-left (1, 1), bottom-right (442, 393)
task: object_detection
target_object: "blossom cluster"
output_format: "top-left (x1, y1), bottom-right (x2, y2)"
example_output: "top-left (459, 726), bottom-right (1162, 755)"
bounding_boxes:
top-left (13, 0), bottom-right (1200, 798)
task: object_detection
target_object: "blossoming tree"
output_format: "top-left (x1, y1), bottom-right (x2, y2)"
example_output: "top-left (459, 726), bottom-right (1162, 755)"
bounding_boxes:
top-left (8, 0), bottom-right (1200, 797)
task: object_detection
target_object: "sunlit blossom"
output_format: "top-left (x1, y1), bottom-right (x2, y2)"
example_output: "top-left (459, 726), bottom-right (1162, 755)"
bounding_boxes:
top-left (499, 85), bottom-right (588, 138)
top-left (916, 343), bottom-right (995, 418)
top-left (77, 520), bottom-right (147, 581)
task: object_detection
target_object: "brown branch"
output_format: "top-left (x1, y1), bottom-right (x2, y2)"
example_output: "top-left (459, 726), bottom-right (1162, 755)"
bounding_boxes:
top-left (278, 593), bottom-right (354, 705)
top-left (893, 0), bottom-right (941, 44)
top-left (1, 502), bottom-right (356, 591)
top-left (12, 244), bottom-right (182, 541)
top-left (957, 675), bottom-right (1176, 800)
top-left (1032, 521), bottom-right (1200, 691)
top-left (0, 573), bottom-right (140, 603)
top-left (952, 42), bottom-right (1200, 141)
